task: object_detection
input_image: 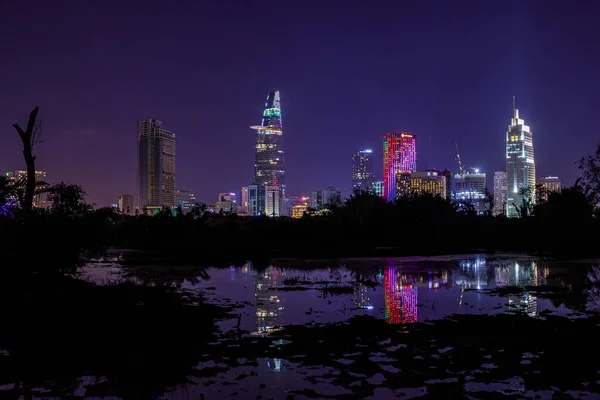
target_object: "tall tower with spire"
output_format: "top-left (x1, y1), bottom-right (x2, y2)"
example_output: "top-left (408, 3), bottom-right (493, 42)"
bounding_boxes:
top-left (505, 97), bottom-right (536, 217)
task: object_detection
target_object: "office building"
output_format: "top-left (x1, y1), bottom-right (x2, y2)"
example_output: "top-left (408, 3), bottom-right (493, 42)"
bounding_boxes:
top-left (537, 176), bottom-right (561, 202)
top-left (218, 192), bottom-right (236, 203)
top-left (374, 180), bottom-right (384, 198)
top-left (264, 185), bottom-right (282, 217)
top-left (282, 195), bottom-right (309, 217)
top-left (215, 201), bottom-right (235, 214)
top-left (396, 171), bottom-right (446, 199)
top-left (138, 119), bottom-right (176, 211)
top-left (118, 194), bottom-right (134, 215)
top-left (352, 149), bottom-right (375, 192)
top-left (383, 133), bottom-right (416, 202)
top-left (493, 171), bottom-right (508, 216)
top-left (252, 91), bottom-right (285, 192)
top-left (453, 171), bottom-right (487, 215)
top-left (177, 190), bottom-right (196, 214)
top-left (506, 99), bottom-right (535, 217)
top-left (248, 185), bottom-right (265, 216)
top-left (311, 187), bottom-right (342, 210)
top-left (5, 170), bottom-right (48, 208)
top-left (241, 187), bottom-right (249, 214)
top-left (291, 204), bottom-right (308, 219)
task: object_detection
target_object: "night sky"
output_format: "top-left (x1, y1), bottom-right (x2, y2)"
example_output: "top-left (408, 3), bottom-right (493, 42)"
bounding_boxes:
top-left (2, 0), bottom-right (599, 206)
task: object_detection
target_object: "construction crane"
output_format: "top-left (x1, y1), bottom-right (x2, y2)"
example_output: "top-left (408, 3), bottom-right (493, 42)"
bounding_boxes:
top-left (455, 142), bottom-right (466, 177)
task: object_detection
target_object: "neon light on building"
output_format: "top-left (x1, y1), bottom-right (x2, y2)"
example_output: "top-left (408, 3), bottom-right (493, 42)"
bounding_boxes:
top-left (383, 133), bottom-right (416, 202)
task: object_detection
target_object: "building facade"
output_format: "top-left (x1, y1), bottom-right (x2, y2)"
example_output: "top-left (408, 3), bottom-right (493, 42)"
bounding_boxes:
top-left (395, 171), bottom-right (446, 199)
top-left (291, 204), bottom-right (308, 218)
top-left (311, 187), bottom-right (342, 210)
top-left (537, 176), bottom-right (561, 202)
top-left (241, 187), bottom-right (249, 214)
top-left (177, 190), bottom-right (196, 214)
top-left (506, 100), bottom-right (535, 217)
top-left (383, 133), bottom-right (416, 202)
top-left (493, 171), bottom-right (508, 216)
top-left (138, 119), bottom-right (176, 210)
top-left (374, 180), bottom-right (384, 198)
top-left (118, 193), bottom-right (134, 215)
top-left (352, 149), bottom-right (375, 192)
top-left (5, 170), bottom-right (48, 208)
top-left (265, 185), bottom-right (282, 217)
top-left (453, 172), bottom-right (487, 215)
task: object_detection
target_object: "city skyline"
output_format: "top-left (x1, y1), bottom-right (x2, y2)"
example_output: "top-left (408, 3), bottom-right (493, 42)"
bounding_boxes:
top-left (1, 2), bottom-right (597, 206)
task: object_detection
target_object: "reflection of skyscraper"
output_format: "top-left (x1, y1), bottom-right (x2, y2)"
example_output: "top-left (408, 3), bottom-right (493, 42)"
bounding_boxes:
top-left (254, 266), bottom-right (285, 335)
top-left (384, 266), bottom-right (401, 324)
top-left (384, 266), bottom-right (418, 324)
top-left (495, 261), bottom-right (546, 317)
top-left (352, 282), bottom-right (373, 309)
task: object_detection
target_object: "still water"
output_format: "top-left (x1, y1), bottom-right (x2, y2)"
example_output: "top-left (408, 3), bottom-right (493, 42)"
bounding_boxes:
top-left (80, 254), bottom-right (600, 399)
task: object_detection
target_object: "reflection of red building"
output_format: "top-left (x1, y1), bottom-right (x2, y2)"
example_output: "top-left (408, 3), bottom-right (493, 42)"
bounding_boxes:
top-left (384, 266), bottom-right (418, 324)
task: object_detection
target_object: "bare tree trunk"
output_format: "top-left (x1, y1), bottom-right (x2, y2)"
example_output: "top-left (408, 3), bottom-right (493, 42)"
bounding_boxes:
top-left (13, 107), bottom-right (39, 215)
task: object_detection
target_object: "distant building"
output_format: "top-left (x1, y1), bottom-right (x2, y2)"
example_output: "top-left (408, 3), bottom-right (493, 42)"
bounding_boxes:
top-left (282, 195), bottom-right (309, 217)
top-left (383, 133), bottom-right (416, 202)
top-left (218, 192), bottom-right (236, 203)
top-left (265, 185), bottom-right (282, 217)
top-left (311, 187), bottom-right (342, 210)
top-left (138, 119), bottom-right (176, 210)
top-left (352, 149), bottom-right (375, 192)
top-left (177, 190), bottom-right (196, 214)
top-left (506, 99), bottom-right (536, 217)
top-left (248, 185), bottom-right (264, 216)
top-left (425, 168), bottom-right (452, 200)
top-left (118, 194), bottom-right (134, 215)
top-left (292, 204), bottom-right (308, 219)
top-left (395, 171), bottom-right (446, 199)
top-left (453, 171), bottom-right (487, 215)
top-left (6, 170), bottom-right (48, 208)
top-left (215, 201), bottom-right (235, 214)
top-left (241, 187), bottom-right (249, 214)
top-left (374, 180), bottom-right (384, 198)
top-left (493, 172), bottom-right (508, 216)
top-left (537, 176), bottom-right (561, 202)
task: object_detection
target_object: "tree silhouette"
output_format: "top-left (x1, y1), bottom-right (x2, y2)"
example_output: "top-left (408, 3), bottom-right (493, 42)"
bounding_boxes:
top-left (12, 107), bottom-right (41, 215)
top-left (577, 141), bottom-right (600, 206)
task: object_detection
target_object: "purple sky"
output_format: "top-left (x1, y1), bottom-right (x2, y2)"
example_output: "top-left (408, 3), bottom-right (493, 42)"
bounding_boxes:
top-left (1, 0), bottom-right (599, 206)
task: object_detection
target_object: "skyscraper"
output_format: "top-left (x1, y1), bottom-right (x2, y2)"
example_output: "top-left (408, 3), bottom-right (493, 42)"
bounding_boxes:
top-left (493, 171), bottom-right (508, 216)
top-left (506, 98), bottom-right (535, 217)
top-left (383, 133), bottom-right (417, 202)
top-left (6, 170), bottom-right (48, 208)
top-left (396, 171), bottom-right (446, 199)
top-left (138, 119), bottom-right (176, 211)
top-left (537, 176), bottom-right (561, 202)
top-left (252, 91), bottom-right (285, 188)
top-left (352, 149), bottom-right (375, 192)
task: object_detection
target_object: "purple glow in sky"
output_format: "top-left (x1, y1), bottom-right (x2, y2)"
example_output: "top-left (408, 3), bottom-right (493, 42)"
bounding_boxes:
top-left (1, 1), bottom-right (599, 206)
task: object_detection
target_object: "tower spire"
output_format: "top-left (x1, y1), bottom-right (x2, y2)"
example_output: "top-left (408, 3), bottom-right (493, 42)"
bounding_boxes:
top-left (512, 96), bottom-right (518, 120)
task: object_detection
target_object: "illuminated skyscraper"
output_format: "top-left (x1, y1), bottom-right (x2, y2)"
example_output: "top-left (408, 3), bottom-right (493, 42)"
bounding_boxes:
top-left (138, 119), bottom-right (176, 210)
top-left (252, 91), bottom-right (285, 189)
top-left (254, 266), bottom-right (285, 335)
top-left (374, 180), bottom-right (384, 198)
top-left (352, 149), bottom-right (375, 191)
top-left (506, 98), bottom-right (535, 217)
top-left (493, 171), bottom-right (508, 216)
top-left (118, 193), bottom-right (134, 215)
top-left (383, 133), bottom-right (416, 202)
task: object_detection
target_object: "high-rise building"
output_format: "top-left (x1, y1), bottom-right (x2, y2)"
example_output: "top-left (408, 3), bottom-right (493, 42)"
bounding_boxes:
top-left (118, 194), bottom-right (134, 215)
top-left (537, 176), bottom-right (561, 203)
top-left (291, 204), bottom-right (308, 219)
top-left (383, 133), bottom-right (416, 202)
top-left (493, 171), bottom-right (508, 216)
top-left (352, 149), bottom-right (375, 192)
top-left (252, 91), bottom-right (285, 190)
top-left (506, 99), bottom-right (535, 217)
top-left (177, 190), bottom-right (196, 214)
top-left (248, 185), bottom-right (265, 216)
top-left (5, 170), bottom-right (48, 208)
top-left (138, 119), bottom-right (176, 211)
top-left (311, 187), bottom-right (342, 210)
top-left (396, 171), bottom-right (447, 199)
top-left (453, 171), bottom-right (487, 215)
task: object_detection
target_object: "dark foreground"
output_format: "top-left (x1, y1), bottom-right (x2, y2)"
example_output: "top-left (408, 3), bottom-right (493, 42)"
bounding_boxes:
top-left (1, 255), bottom-right (600, 399)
